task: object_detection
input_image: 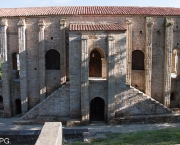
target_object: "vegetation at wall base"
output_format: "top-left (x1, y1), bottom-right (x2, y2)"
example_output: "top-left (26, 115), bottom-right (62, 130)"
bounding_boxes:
top-left (65, 128), bottom-right (180, 145)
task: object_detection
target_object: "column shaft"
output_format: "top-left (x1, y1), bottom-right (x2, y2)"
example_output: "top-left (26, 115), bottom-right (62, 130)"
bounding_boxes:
top-left (0, 18), bottom-right (11, 117)
top-left (60, 19), bottom-right (66, 84)
top-left (38, 19), bottom-right (46, 101)
top-left (107, 35), bottom-right (115, 123)
top-left (164, 18), bottom-right (174, 107)
top-left (18, 18), bottom-right (28, 114)
top-left (126, 17), bottom-right (132, 85)
top-left (81, 35), bottom-right (89, 123)
top-left (145, 17), bottom-right (154, 96)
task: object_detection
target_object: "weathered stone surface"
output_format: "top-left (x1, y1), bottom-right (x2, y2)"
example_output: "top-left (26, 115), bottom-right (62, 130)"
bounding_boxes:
top-left (35, 122), bottom-right (63, 145)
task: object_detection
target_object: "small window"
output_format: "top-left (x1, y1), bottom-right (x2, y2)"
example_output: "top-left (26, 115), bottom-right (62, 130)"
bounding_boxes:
top-left (132, 50), bottom-right (144, 70)
top-left (45, 49), bottom-right (60, 70)
top-left (0, 95), bottom-right (3, 103)
top-left (12, 52), bottom-right (19, 70)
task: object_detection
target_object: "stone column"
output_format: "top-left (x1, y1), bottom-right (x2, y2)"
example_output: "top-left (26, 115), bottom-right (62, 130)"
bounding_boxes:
top-left (107, 35), bottom-right (115, 123)
top-left (145, 17), bottom-right (154, 96)
top-left (38, 19), bottom-right (46, 102)
top-left (81, 35), bottom-right (89, 124)
top-left (0, 18), bottom-right (11, 117)
top-left (126, 17), bottom-right (132, 85)
top-left (163, 18), bottom-right (174, 107)
top-left (101, 58), bottom-right (106, 78)
top-left (18, 18), bottom-right (28, 114)
top-left (60, 19), bottom-right (66, 84)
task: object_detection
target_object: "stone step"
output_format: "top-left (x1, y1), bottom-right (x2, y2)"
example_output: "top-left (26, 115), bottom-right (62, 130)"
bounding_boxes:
top-left (114, 113), bottom-right (180, 124)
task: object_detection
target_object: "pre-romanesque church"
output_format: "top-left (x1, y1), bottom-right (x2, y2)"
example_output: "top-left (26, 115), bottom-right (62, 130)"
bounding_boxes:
top-left (0, 6), bottom-right (180, 125)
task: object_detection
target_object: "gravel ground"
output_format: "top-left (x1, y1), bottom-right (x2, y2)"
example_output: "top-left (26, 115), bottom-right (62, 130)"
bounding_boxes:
top-left (1, 116), bottom-right (180, 133)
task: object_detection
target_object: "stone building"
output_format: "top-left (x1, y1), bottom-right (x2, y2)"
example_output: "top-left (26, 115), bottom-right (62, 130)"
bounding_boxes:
top-left (0, 6), bottom-right (180, 124)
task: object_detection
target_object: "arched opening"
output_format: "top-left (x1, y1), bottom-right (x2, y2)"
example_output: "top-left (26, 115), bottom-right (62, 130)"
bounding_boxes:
top-left (45, 49), bottom-right (60, 70)
top-left (89, 50), bottom-right (102, 77)
top-left (15, 99), bottom-right (22, 114)
top-left (132, 50), bottom-right (144, 70)
top-left (170, 92), bottom-right (179, 108)
top-left (90, 97), bottom-right (105, 121)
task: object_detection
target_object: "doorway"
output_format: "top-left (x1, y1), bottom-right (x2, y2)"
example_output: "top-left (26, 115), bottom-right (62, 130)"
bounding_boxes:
top-left (90, 97), bottom-right (105, 121)
top-left (15, 99), bottom-right (22, 114)
top-left (89, 50), bottom-right (102, 77)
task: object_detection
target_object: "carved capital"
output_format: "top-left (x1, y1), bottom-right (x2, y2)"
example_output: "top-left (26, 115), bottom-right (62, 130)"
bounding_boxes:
top-left (60, 19), bottom-right (66, 26)
top-left (165, 18), bottom-right (174, 27)
top-left (107, 35), bottom-right (114, 41)
top-left (0, 18), bottom-right (8, 26)
top-left (17, 18), bottom-right (26, 26)
top-left (81, 35), bottom-right (89, 40)
top-left (146, 17), bottom-right (154, 27)
top-left (126, 17), bottom-right (132, 25)
top-left (38, 19), bottom-right (45, 27)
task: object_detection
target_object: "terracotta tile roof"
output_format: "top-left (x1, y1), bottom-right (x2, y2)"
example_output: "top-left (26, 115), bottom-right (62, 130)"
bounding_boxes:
top-left (1, 6), bottom-right (180, 17)
top-left (69, 23), bottom-right (126, 31)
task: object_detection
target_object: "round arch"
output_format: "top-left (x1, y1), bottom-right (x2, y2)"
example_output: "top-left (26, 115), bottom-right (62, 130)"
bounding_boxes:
top-left (89, 48), bottom-right (106, 78)
top-left (90, 97), bottom-right (105, 121)
top-left (45, 49), bottom-right (60, 70)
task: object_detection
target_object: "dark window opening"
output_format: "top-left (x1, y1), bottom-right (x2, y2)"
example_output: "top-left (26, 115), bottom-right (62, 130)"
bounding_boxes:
top-left (90, 97), bottom-right (105, 121)
top-left (51, 37), bottom-right (53, 40)
top-left (140, 31), bottom-right (143, 34)
top-left (132, 50), bottom-right (144, 70)
top-left (15, 99), bottom-right (22, 114)
top-left (0, 96), bottom-right (3, 103)
top-left (170, 92), bottom-right (179, 108)
top-left (12, 52), bottom-right (19, 70)
top-left (45, 49), bottom-right (60, 70)
top-left (89, 50), bottom-right (102, 77)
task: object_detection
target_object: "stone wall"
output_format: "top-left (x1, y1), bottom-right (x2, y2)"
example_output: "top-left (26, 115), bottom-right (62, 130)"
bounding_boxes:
top-left (21, 83), bottom-right (70, 120)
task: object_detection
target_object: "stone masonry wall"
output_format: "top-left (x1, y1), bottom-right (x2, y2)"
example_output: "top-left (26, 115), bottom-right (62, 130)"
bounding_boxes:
top-left (115, 85), bottom-right (173, 117)
top-left (21, 83), bottom-right (70, 120)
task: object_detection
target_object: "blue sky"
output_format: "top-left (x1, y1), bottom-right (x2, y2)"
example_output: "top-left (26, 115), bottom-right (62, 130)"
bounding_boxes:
top-left (1, 0), bottom-right (180, 8)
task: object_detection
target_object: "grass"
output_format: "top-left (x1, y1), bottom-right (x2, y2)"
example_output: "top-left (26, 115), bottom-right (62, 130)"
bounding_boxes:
top-left (65, 127), bottom-right (180, 145)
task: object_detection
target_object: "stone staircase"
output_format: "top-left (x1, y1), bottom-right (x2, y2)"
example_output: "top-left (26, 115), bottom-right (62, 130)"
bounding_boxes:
top-left (112, 85), bottom-right (180, 124)
top-left (14, 82), bottom-right (70, 124)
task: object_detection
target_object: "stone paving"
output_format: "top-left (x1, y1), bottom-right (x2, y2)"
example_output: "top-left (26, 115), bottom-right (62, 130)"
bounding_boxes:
top-left (1, 117), bottom-right (180, 133)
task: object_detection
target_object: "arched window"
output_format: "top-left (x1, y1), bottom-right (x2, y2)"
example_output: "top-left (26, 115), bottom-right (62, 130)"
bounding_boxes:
top-left (0, 96), bottom-right (3, 103)
top-left (89, 50), bottom-right (102, 77)
top-left (132, 50), bottom-right (144, 70)
top-left (12, 52), bottom-right (19, 70)
top-left (45, 50), bottom-right (60, 70)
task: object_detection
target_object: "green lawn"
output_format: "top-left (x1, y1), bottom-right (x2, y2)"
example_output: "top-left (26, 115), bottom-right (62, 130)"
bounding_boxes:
top-left (65, 128), bottom-right (180, 145)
